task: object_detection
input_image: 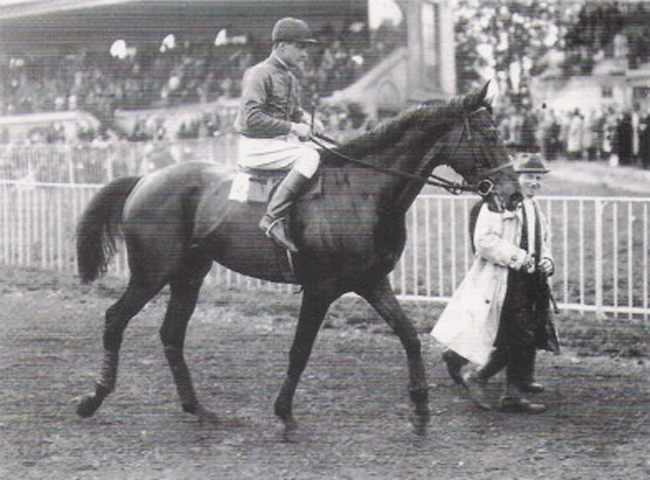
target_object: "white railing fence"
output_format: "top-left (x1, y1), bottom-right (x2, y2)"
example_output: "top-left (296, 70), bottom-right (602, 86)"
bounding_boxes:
top-left (391, 195), bottom-right (649, 319)
top-left (0, 133), bottom-right (240, 184)
top-left (1, 180), bottom-right (648, 319)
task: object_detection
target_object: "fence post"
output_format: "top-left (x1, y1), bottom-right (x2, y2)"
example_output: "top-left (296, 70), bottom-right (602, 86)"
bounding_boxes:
top-left (66, 144), bottom-right (75, 184)
top-left (105, 149), bottom-right (113, 182)
top-left (594, 199), bottom-right (605, 319)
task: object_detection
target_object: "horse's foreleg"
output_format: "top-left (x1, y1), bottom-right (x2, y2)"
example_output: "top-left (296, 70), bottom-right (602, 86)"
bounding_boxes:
top-left (77, 278), bottom-right (162, 418)
top-left (356, 278), bottom-right (429, 416)
top-left (160, 265), bottom-right (210, 417)
top-left (274, 292), bottom-right (333, 422)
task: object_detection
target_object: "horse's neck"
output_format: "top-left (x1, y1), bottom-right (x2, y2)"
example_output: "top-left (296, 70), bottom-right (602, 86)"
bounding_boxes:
top-left (325, 123), bottom-right (447, 213)
top-left (371, 134), bottom-right (439, 212)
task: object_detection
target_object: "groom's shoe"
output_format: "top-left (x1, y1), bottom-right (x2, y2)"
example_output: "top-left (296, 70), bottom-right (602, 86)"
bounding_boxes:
top-left (499, 396), bottom-right (547, 414)
top-left (442, 349), bottom-right (467, 385)
top-left (461, 371), bottom-right (491, 410)
top-left (520, 382), bottom-right (545, 394)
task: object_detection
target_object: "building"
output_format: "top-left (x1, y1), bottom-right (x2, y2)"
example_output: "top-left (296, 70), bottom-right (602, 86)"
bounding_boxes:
top-left (532, 35), bottom-right (650, 115)
top-left (327, 0), bottom-right (456, 119)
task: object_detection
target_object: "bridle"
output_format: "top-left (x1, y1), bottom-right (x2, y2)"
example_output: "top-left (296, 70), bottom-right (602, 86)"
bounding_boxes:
top-left (309, 107), bottom-right (512, 198)
top-left (442, 107), bottom-right (512, 197)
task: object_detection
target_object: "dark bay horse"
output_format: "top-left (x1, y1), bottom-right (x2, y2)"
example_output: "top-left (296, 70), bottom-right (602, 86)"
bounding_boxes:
top-left (74, 84), bottom-right (520, 425)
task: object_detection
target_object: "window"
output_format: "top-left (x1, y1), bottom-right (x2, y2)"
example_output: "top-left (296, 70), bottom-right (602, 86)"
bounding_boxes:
top-left (601, 86), bottom-right (613, 98)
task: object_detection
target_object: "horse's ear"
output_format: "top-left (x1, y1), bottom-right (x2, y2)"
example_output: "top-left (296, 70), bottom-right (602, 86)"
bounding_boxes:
top-left (484, 80), bottom-right (498, 105)
top-left (477, 81), bottom-right (490, 102)
top-left (463, 81), bottom-right (491, 110)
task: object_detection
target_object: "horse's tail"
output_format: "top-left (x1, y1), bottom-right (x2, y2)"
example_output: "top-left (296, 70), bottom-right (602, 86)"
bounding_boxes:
top-left (76, 176), bottom-right (141, 284)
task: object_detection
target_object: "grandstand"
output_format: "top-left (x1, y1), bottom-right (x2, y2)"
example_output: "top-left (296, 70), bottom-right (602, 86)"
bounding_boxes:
top-left (0, 1), bottom-right (456, 143)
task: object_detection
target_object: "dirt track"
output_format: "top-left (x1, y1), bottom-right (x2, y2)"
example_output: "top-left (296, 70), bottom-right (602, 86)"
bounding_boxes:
top-left (1, 268), bottom-right (648, 479)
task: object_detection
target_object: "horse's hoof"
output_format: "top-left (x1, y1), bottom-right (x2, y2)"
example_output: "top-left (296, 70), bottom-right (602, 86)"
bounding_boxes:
top-left (183, 403), bottom-right (220, 425)
top-left (274, 402), bottom-right (292, 421)
top-left (75, 394), bottom-right (101, 418)
top-left (195, 406), bottom-right (220, 426)
top-left (280, 416), bottom-right (299, 443)
top-left (281, 415), bottom-right (297, 430)
top-left (182, 402), bottom-right (199, 414)
top-left (409, 386), bottom-right (430, 425)
top-left (409, 411), bottom-right (430, 437)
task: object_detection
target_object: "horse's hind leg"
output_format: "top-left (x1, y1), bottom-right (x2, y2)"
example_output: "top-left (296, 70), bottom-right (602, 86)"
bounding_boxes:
top-left (356, 278), bottom-right (429, 417)
top-left (159, 260), bottom-right (211, 417)
top-left (77, 276), bottom-right (164, 418)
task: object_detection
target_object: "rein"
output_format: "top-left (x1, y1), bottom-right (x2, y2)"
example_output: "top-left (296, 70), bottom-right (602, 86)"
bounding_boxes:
top-left (310, 109), bottom-right (510, 196)
top-left (310, 133), bottom-right (474, 194)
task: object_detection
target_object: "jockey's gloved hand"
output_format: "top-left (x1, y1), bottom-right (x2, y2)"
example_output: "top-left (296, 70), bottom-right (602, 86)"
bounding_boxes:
top-left (312, 117), bottom-right (325, 135)
top-left (291, 122), bottom-right (311, 140)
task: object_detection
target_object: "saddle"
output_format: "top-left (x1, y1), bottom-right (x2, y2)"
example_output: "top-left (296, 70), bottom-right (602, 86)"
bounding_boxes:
top-left (226, 167), bottom-right (322, 283)
top-left (228, 167), bottom-right (322, 204)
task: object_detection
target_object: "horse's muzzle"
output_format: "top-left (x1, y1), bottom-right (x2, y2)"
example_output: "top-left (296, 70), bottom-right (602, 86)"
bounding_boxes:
top-left (485, 193), bottom-right (505, 213)
top-left (505, 192), bottom-right (524, 211)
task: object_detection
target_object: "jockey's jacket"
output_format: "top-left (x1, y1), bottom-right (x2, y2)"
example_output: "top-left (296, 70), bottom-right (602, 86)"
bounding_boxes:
top-left (234, 54), bottom-right (305, 138)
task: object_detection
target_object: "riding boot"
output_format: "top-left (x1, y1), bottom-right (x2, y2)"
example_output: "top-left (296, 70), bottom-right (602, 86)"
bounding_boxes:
top-left (259, 168), bottom-right (311, 253)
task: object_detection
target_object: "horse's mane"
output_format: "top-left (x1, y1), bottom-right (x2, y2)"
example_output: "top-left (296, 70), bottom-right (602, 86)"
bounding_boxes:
top-left (323, 94), bottom-right (487, 165)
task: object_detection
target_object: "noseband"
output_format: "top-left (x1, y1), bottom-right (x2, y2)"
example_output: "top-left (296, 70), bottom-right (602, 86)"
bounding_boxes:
top-left (310, 107), bottom-right (511, 196)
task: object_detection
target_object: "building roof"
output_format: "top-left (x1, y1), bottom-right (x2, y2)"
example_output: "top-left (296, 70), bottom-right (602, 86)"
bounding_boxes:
top-left (0, 0), bottom-right (367, 53)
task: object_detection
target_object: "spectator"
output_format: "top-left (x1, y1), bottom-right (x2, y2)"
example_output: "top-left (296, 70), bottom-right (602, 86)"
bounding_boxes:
top-left (640, 111), bottom-right (650, 169)
top-left (617, 111), bottom-right (633, 165)
top-left (567, 109), bottom-right (583, 160)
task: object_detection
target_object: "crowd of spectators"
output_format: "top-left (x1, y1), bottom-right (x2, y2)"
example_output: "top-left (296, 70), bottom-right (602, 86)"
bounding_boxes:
top-left (2, 19), bottom-right (650, 170)
top-left (497, 104), bottom-right (650, 170)
top-left (0, 44), bottom-right (251, 132)
top-left (0, 21), bottom-right (403, 145)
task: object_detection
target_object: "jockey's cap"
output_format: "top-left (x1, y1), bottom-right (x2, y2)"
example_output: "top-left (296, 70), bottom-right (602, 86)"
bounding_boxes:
top-left (272, 17), bottom-right (317, 44)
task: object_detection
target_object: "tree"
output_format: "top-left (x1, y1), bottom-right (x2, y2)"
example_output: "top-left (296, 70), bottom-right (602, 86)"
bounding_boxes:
top-left (564, 2), bottom-right (650, 71)
top-left (454, 0), bottom-right (577, 110)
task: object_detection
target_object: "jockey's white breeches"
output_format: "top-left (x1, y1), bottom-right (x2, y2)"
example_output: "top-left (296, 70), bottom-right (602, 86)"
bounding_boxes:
top-left (238, 134), bottom-right (320, 178)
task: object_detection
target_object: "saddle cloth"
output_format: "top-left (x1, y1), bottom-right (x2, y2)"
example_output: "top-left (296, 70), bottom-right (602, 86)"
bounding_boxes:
top-left (228, 169), bottom-right (286, 203)
top-left (228, 168), bottom-right (322, 204)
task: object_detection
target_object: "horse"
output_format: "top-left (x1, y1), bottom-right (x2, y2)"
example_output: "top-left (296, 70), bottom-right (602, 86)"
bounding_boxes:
top-left (74, 83), bottom-right (521, 426)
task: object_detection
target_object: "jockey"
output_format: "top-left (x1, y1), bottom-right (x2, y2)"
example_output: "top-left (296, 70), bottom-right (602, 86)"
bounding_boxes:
top-left (234, 17), bottom-right (322, 253)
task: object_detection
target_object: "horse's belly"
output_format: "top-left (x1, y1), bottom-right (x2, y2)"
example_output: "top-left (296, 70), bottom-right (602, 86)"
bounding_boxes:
top-left (203, 213), bottom-right (298, 284)
top-left (210, 249), bottom-right (297, 284)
